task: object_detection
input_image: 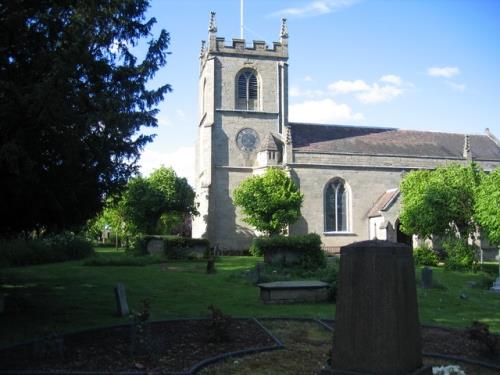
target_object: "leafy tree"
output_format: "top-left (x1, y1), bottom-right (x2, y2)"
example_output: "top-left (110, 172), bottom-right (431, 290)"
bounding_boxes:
top-left (116, 167), bottom-right (196, 236)
top-left (149, 167), bottom-right (197, 215)
top-left (400, 163), bottom-right (483, 239)
top-left (0, 1), bottom-right (171, 236)
top-left (232, 168), bottom-right (303, 236)
top-left (475, 167), bottom-right (500, 246)
top-left (121, 176), bottom-right (166, 235)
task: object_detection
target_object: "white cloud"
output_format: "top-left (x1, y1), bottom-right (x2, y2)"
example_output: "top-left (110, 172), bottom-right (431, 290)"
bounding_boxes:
top-left (139, 146), bottom-right (195, 186)
top-left (304, 75), bottom-right (313, 82)
top-left (289, 86), bottom-right (326, 98)
top-left (427, 66), bottom-right (460, 78)
top-left (271, 0), bottom-right (359, 18)
top-left (357, 84), bottom-right (403, 104)
top-left (447, 81), bottom-right (466, 92)
top-left (289, 99), bottom-right (364, 123)
top-left (328, 79), bottom-right (370, 93)
top-left (379, 74), bottom-right (402, 85)
top-left (327, 77), bottom-right (405, 103)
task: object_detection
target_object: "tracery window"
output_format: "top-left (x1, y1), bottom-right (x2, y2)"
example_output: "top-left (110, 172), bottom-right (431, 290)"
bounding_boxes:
top-left (325, 179), bottom-right (349, 232)
top-left (236, 69), bottom-right (258, 110)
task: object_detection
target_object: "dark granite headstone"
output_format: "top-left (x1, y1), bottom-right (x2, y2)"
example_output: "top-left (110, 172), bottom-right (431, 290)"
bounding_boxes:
top-left (421, 267), bottom-right (433, 289)
top-left (114, 282), bottom-right (129, 316)
top-left (328, 240), bottom-right (431, 375)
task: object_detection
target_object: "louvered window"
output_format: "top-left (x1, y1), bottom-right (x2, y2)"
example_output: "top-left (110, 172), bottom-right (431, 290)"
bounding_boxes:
top-left (325, 179), bottom-right (349, 232)
top-left (236, 70), bottom-right (258, 110)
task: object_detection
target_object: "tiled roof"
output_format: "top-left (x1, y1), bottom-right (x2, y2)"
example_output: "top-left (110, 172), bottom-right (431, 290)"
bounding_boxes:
top-left (289, 123), bottom-right (500, 160)
top-left (367, 188), bottom-right (399, 218)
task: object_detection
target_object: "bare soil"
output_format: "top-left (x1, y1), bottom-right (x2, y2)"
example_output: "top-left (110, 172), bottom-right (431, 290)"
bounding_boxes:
top-left (1, 319), bottom-right (499, 374)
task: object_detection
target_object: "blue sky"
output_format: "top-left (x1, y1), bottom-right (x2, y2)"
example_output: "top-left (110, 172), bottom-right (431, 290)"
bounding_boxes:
top-left (137, 0), bottom-right (500, 184)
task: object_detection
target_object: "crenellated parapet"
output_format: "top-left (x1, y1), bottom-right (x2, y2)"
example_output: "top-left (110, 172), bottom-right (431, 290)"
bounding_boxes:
top-left (200, 11), bottom-right (288, 63)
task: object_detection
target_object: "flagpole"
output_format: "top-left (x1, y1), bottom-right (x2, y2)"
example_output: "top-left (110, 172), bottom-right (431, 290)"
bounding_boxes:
top-left (240, 0), bottom-right (244, 39)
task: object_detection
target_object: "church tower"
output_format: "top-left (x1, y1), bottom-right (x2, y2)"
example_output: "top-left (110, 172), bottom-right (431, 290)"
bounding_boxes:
top-left (192, 13), bottom-right (290, 250)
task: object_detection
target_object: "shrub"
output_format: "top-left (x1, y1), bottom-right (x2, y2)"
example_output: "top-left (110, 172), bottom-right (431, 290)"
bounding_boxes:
top-left (250, 233), bottom-right (325, 269)
top-left (130, 235), bottom-right (210, 259)
top-left (413, 245), bottom-right (439, 266)
top-left (0, 233), bottom-right (94, 267)
top-left (443, 237), bottom-right (477, 271)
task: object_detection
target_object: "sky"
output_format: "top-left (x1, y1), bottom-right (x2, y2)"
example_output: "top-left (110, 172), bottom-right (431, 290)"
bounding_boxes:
top-left (136, 0), bottom-right (500, 185)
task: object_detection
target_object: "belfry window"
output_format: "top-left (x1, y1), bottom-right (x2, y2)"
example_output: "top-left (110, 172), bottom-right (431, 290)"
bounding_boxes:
top-left (236, 70), bottom-right (258, 110)
top-left (325, 179), bottom-right (349, 232)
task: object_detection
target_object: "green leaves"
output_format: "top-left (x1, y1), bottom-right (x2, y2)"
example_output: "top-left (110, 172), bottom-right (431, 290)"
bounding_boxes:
top-left (232, 168), bottom-right (303, 236)
top-left (475, 167), bottom-right (500, 245)
top-left (400, 163), bottom-right (484, 239)
top-left (0, 1), bottom-right (170, 235)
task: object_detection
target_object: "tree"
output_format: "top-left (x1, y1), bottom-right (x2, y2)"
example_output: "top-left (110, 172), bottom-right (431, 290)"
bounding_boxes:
top-left (121, 177), bottom-right (166, 235)
top-left (119, 167), bottom-right (196, 235)
top-left (232, 168), bottom-right (303, 236)
top-left (399, 163), bottom-right (483, 239)
top-left (475, 167), bottom-right (500, 246)
top-left (0, 1), bottom-right (171, 236)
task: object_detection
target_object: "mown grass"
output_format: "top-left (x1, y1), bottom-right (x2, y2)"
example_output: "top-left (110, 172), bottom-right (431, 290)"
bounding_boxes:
top-left (1, 250), bottom-right (500, 347)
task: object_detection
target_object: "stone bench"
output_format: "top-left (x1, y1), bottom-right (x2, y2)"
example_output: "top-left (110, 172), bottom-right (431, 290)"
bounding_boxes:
top-left (258, 280), bottom-right (330, 304)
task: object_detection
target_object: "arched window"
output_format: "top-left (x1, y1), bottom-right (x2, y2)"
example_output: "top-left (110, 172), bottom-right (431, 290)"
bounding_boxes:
top-left (325, 179), bottom-right (349, 232)
top-left (236, 70), bottom-right (258, 110)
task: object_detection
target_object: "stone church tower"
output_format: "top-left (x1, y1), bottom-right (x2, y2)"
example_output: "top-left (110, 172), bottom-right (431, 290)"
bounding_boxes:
top-left (192, 13), bottom-right (290, 250)
top-left (193, 12), bottom-right (500, 254)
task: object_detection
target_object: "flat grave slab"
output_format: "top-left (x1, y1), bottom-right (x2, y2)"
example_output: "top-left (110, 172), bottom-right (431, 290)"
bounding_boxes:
top-left (258, 280), bottom-right (330, 304)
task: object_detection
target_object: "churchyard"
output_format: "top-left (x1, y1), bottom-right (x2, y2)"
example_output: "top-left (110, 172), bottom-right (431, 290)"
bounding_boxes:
top-left (1, 245), bottom-right (500, 373)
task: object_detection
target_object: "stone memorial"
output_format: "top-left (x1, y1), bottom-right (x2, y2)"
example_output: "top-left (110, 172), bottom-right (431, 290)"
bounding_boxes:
top-left (325, 240), bottom-right (431, 375)
top-left (258, 280), bottom-right (329, 303)
top-left (421, 267), bottom-right (433, 289)
top-left (146, 238), bottom-right (164, 255)
top-left (114, 283), bottom-right (129, 317)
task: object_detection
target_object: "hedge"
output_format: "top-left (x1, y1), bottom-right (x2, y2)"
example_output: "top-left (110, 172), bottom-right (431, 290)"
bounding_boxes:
top-left (0, 233), bottom-right (94, 267)
top-left (250, 233), bottom-right (325, 269)
top-left (132, 235), bottom-right (210, 259)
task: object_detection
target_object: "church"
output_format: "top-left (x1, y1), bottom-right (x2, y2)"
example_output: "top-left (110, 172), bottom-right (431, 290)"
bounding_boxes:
top-left (192, 13), bottom-right (500, 253)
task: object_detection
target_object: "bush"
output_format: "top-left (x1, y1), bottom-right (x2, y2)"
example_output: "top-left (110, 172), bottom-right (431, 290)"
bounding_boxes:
top-left (250, 233), bottom-right (325, 269)
top-left (0, 233), bottom-right (94, 267)
top-left (443, 237), bottom-right (478, 271)
top-left (413, 245), bottom-right (439, 266)
top-left (130, 235), bottom-right (210, 259)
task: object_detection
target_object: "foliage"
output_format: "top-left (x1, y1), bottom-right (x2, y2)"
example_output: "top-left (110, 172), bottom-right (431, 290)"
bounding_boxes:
top-left (120, 167), bottom-right (197, 236)
top-left (400, 163), bottom-right (483, 239)
top-left (467, 321), bottom-right (497, 357)
top-left (442, 237), bottom-right (477, 271)
top-left (131, 235), bottom-right (209, 257)
top-left (250, 233), bottom-right (325, 269)
top-left (233, 168), bottom-right (303, 236)
top-left (83, 197), bottom-right (128, 247)
top-left (475, 167), bottom-right (500, 246)
top-left (130, 298), bottom-right (154, 356)
top-left (207, 304), bottom-right (232, 343)
top-left (121, 176), bottom-right (166, 235)
top-left (0, 233), bottom-right (94, 267)
top-left (0, 0), bottom-right (171, 236)
top-left (413, 245), bottom-right (439, 267)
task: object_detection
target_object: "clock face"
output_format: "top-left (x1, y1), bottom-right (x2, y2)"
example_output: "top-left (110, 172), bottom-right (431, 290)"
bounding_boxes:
top-left (236, 128), bottom-right (259, 152)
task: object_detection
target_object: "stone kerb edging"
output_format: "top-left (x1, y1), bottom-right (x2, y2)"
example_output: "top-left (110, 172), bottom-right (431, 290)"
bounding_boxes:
top-left (0, 317), bottom-right (284, 375)
top-left (317, 319), bottom-right (500, 373)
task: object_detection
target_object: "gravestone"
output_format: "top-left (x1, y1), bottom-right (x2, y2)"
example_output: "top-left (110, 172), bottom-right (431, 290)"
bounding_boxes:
top-left (421, 267), bottom-right (433, 289)
top-left (206, 256), bottom-right (216, 274)
top-left (114, 283), bottom-right (129, 316)
top-left (325, 240), bottom-right (432, 375)
top-left (146, 238), bottom-right (164, 255)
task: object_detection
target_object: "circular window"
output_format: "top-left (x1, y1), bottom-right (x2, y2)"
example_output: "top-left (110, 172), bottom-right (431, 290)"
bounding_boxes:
top-left (236, 128), bottom-right (260, 152)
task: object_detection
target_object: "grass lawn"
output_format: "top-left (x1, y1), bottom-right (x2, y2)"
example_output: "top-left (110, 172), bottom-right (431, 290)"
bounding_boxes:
top-left (1, 249), bottom-right (500, 347)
